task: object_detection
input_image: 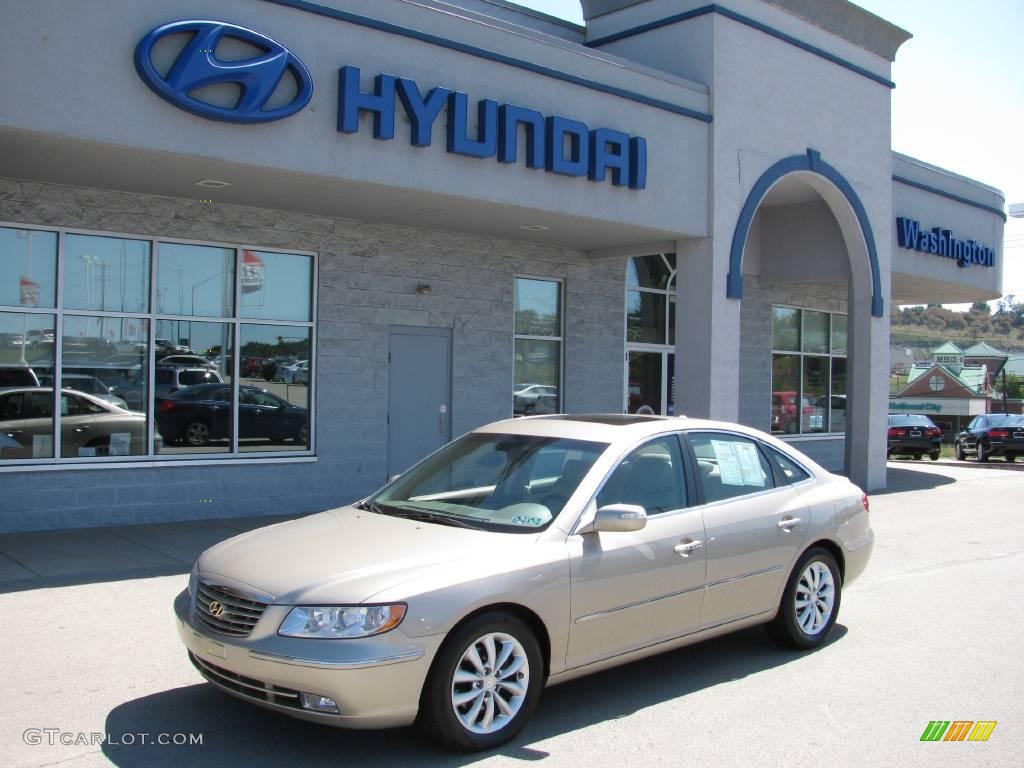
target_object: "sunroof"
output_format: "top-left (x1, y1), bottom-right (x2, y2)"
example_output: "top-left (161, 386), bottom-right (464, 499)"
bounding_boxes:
top-left (537, 414), bottom-right (670, 426)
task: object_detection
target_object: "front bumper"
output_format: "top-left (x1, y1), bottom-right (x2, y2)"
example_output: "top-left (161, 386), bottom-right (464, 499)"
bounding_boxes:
top-left (174, 588), bottom-right (443, 729)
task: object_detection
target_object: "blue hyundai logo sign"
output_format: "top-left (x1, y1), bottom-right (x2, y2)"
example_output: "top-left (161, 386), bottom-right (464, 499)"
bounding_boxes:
top-left (135, 20), bottom-right (313, 124)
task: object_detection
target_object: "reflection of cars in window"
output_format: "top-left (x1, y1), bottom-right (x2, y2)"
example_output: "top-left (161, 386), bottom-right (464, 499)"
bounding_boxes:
top-left (156, 383), bottom-right (309, 447)
top-left (241, 356), bottom-right (267, 378)
top-left (0, 387), bottom-right (160, 458)
top-left (771, 391), bottom-right (824, 434)
top-left (0, 364), bottom-right (40, 388)
top-left (155, 338), bottom-right (192, 357)
top-left (260, 357), bottom-right (296, 382)
top-left (159, 355), bottom-right (218, 370)
top-left (155, 366), bottom-right (224, 400)
top-left (177, 414), bottom-right (872, 751)
top-left (887, 414), bottom-right (941, 461)
top-left (37, 373), bottom-right (128, 410)
top-left (512, 384), bottom-right (558, 415)
top-left (281, 360), bottom-right (309, 385)
top-left (954, 414), bottom-right (1024, 463)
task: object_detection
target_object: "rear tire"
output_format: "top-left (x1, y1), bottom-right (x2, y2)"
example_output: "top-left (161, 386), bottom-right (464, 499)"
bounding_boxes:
top-left (929, 451), bottom-right (940, 461)
top-left (977, 441), bottom-right (989, 463)
top-left (955, 441), bottom-right (965, 461)
top-left (184, 421), bottom-right (210, 447)
top-left (418, 613), bottom-right (543, 752)
top-left (766, 547), bottom-right (842, 650)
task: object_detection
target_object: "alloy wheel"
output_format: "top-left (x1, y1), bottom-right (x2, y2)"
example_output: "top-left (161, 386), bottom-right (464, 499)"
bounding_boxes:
top-left (794, 561), bottom-right (835, 635)
top-left (450, 632), bottom-right (530, 735)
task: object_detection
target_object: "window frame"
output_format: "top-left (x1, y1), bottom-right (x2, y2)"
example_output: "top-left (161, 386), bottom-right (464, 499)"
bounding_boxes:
top-left (0, 222), bottom-right (318, 470)
top-left (770, 304), bottom-right (848, 438)
top-left (512, 275), bottom-right (565, 416)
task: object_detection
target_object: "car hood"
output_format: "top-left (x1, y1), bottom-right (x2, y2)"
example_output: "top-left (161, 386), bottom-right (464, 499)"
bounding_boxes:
top-left (198, 506), bottom-right (536, 605)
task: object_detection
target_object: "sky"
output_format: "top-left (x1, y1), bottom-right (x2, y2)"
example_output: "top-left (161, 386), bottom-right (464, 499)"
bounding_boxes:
top-left (511, 0), bottom-right (1024, 307)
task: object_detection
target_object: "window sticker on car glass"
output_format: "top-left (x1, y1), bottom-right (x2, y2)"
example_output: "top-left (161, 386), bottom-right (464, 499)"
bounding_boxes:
top-left (710, 439), bottom-right (745, 485)
top-left (709, 439), bottom-right (764, 487)
top-left (733, 442), bottom-right (766, 487)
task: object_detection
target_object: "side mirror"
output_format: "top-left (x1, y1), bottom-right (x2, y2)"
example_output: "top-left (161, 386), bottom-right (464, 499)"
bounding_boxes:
top-left (593, 504), bottom-right (647, 533)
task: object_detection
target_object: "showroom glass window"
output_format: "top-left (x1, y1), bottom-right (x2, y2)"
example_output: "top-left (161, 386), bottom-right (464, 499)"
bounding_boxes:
top-left (513, 277), bottom-right (563, 415)
top-left (0, 224), bottom-right (315, 466)
top-left (771, 307), bottom-right (847, 435)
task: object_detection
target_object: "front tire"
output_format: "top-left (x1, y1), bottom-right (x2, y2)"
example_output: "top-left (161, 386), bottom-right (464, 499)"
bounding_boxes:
top-left (766, 547), bottom-right (842, 650)
top-left (419, 613), bottom-right (543, 751)
top-left (955, 441), bottom-right (965, 461)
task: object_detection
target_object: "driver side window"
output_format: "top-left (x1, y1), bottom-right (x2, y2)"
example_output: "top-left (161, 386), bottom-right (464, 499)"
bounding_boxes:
top-left (596, 435), bottom-right (686, 515)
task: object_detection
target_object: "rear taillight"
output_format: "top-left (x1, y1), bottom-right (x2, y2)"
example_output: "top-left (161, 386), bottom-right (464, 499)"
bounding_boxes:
top-left (990, 428), bottom-right (1010, 439)
top-left (926, 427), bottom-right (941, 437)
top-left (159, 400), bottom-right (175, 412)
top-left (888, 427), bottom-right (906, 438)
top-left (861, 494), bottom-right (870, 513)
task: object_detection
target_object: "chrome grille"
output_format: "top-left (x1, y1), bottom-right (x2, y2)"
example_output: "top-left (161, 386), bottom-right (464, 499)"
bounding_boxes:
top-left (190, 652), bottom-right (302, 709)
top-left (194, 582), bottom-right (266, 637)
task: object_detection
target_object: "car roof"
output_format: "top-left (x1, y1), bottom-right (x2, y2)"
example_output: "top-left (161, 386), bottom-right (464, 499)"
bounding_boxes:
top-left (0, 386), bottom-right (123, 410)
top-left (476, 413), bottom-right (797, 444)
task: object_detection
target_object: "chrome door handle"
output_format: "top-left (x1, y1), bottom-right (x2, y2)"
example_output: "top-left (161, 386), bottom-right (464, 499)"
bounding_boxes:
top-left (674, 540), bottom-right (704, 555)
top-left (777, 517), bottom-right (802, 529)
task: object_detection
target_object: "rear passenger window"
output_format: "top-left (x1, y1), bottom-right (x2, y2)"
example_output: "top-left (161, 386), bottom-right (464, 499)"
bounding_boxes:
top-left (766, 447), bottom-right (811, 483)
top-left (688, 432), bottom-right (774, 503)
top-left (597, 435), bottom-right (686, 515)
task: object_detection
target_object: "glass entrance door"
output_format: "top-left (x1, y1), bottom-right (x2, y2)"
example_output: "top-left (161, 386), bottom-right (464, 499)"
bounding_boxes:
top-left (626, 350), bottom-right (675, 415)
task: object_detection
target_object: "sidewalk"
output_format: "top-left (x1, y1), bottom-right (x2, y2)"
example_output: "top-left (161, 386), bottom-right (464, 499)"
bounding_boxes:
top-left (0, 514), bottom-right (304, 592)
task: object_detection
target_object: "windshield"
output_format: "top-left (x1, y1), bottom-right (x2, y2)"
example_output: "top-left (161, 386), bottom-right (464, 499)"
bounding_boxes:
top-left (370, 433), bottom-right (607, 532)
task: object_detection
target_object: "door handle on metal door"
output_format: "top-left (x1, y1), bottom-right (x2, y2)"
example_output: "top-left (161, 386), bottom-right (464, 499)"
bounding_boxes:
top-left (674, 540), bottom-right (703, 556)
top-left (438, 404), bottom-right (447, 434)
top-left (777, 517), bottom-right (802, 529)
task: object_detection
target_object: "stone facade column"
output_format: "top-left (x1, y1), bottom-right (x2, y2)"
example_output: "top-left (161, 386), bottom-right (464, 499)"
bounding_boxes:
top-left (675, 237), bottom-right (740, 422)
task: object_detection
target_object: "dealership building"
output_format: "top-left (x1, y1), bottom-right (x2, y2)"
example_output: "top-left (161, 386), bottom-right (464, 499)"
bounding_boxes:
top-left (0, 0), bottom-right (1006, 532)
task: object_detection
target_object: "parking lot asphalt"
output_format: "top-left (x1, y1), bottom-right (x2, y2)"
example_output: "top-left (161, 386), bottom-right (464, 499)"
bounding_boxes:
top-left (1, 460), bottom-right (1022, 767)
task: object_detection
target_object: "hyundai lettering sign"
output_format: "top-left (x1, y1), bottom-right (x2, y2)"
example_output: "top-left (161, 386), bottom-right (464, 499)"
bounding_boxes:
top-left (135, 21), bottom-right (646, 189)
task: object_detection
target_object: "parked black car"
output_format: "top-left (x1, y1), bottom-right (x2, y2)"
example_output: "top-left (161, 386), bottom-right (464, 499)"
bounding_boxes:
top-left (156, 383), bottom-right (308, 448)
top-left (954, 414), bottom-right (1024, 463)
top-left (887, 414), bottom-right (942, 460)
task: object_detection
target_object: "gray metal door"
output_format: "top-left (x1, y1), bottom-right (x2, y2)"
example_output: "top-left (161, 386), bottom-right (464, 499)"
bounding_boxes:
top-left (387, 327), bottom-right (451, 478)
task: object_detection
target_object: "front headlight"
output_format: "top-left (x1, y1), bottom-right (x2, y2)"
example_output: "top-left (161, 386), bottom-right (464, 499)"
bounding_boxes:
top-left (278, 604), bottom-right (407, 639)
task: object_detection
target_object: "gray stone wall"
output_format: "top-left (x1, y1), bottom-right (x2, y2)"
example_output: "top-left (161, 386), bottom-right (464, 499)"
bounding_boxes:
top-left (0, 178), bottom-right (624, 532)
top-left (738, 276), bottom-right (848, 471)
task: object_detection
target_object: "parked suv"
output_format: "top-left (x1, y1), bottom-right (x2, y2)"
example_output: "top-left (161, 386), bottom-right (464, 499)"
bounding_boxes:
top-left (954, 414), bottom-right (1024, 463)
top-left (155, 366), bottom-right (224, 400)
top-left (887, 414), bottom-right (942, 460)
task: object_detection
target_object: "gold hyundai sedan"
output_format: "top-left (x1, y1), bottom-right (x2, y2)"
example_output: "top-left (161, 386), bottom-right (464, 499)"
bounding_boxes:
top-left (175, 414), bottom-right (873, 750)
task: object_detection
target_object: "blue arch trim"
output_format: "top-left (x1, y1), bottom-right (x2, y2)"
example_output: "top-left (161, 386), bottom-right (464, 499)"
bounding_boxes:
top-left (727, 149), bottom-right (884, 318)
